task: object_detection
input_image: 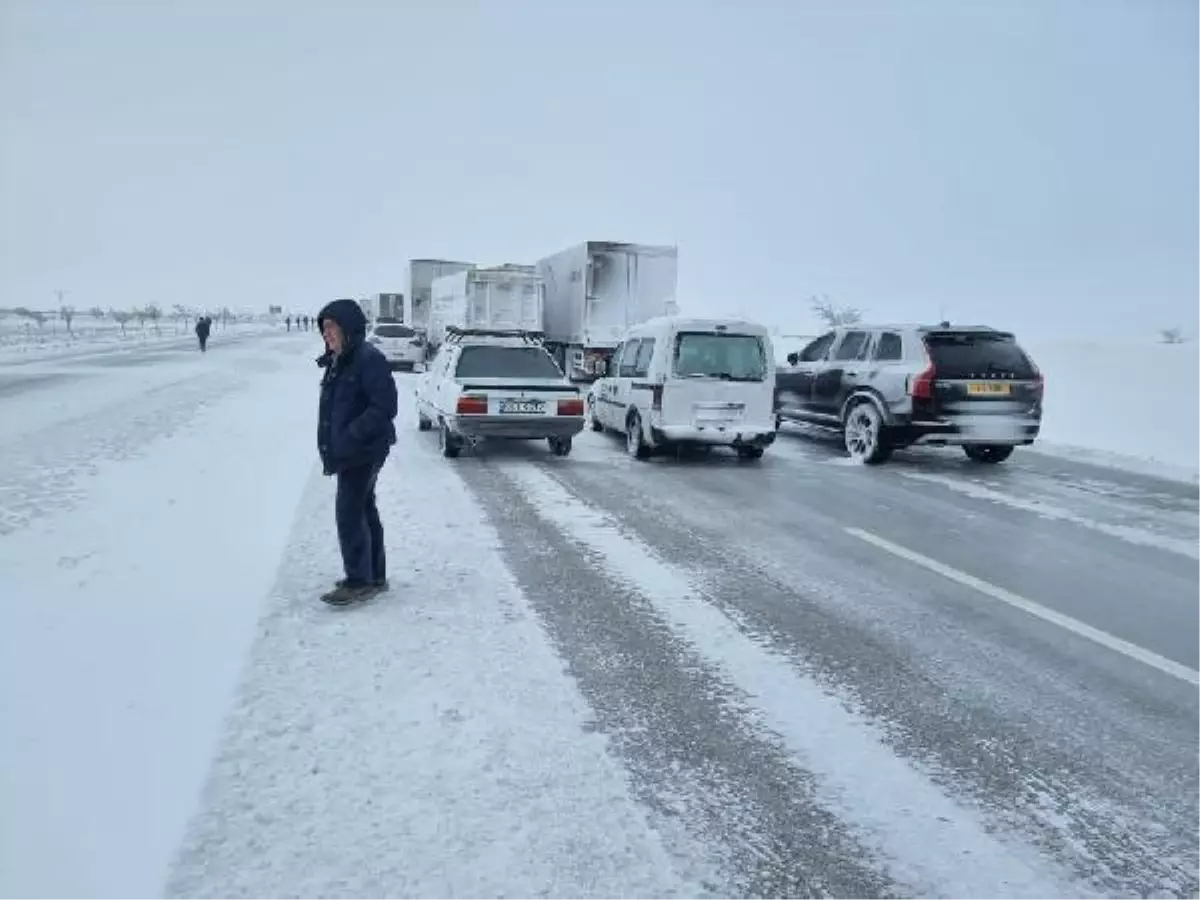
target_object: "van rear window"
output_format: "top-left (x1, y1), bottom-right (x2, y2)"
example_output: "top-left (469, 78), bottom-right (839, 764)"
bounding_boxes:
top-left (924, 332), bottom-right (1036, 379)
top-left (674, 332), bottom-right (767, 381)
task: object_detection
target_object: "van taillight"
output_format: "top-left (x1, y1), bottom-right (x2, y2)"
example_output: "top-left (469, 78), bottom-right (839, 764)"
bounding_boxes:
top-left (556, 397), bottom-right (584, 417)
top-left (651, 384), bottom-right (663, 411)
top-left (909, 363), bottom-right (936, 399)
top-left (456, 394), bottom-right (488, 415)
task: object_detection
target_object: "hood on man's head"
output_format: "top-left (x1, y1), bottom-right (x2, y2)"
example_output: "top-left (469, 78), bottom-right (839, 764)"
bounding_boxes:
top-left (316, 298), bottom-right (368, 340)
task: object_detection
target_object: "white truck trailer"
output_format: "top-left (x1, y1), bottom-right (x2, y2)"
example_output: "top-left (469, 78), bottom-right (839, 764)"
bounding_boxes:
top-left (427, 264), bottom-right (543, 349)
top-left (405, 259), bottom-right (474, 333)
top-left (536, 241), bottom-right (678, 381)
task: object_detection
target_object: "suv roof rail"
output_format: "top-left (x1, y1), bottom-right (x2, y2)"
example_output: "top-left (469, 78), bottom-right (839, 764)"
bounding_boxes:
top-left (444, 326), bottom-right (545, 344)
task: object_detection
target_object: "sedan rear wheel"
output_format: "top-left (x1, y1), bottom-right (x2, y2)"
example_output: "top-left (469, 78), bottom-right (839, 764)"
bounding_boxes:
top-left (439, 421), bottom-right (461, 459)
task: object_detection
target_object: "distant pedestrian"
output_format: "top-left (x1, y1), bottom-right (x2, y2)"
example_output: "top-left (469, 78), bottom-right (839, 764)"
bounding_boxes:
top-left (315, 299), bottom-right (398, 606)
top-left (195, 315), bottom-right (212, 352)
top-left (286, 315), bottom-right (292, 332)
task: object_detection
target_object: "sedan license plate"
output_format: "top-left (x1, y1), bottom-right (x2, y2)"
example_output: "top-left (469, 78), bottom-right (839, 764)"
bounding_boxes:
top-left (500, 399), bottom-right (545, 415)
top-left (966, 382), bottom-right (1011, 396)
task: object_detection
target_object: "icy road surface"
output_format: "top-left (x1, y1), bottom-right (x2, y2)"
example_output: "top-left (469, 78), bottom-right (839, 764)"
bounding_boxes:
top-left (1, 336), bottom-right (1196, 898)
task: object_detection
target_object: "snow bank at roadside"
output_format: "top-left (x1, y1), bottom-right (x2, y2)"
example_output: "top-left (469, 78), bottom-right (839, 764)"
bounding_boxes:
top-left (0, 320), bottom-right (285, 365)
top-left (1027, 339), bottom-right (1198, 483)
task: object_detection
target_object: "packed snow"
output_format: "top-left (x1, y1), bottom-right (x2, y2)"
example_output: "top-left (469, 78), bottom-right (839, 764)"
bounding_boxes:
top-left (1, 326), bottom-right (1195, 897)
top-left (0, 337), bottom-right (317, 896)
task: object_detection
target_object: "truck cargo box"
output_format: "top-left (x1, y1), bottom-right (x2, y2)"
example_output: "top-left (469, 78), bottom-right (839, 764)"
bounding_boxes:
top-left (536, 241), bottom-right (678, 350)
top-left (428, 264), bottom-right (543, 347)
top-left (406, 259), bottom-right (473, 331)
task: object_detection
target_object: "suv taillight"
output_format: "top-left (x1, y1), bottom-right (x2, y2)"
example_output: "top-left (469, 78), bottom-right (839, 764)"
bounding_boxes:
top-left (1029, 359), bottom-right (1045, 396)
top-left (456, 394), bottom-right (488, 415)
top-left (909, 362), bottom-right (936, 399)
top-left (651, 384), bottom-right (663, 411)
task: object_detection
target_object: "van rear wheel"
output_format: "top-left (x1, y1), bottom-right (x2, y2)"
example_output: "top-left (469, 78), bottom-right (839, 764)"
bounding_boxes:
top-left (737, 446), bottom-right (765, 461)
top-left (626, 412), bottom-right (651, 460)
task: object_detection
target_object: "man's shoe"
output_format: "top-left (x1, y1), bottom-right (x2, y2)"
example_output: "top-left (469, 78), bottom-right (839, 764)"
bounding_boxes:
top-left (336, 578), bottom-right (388, 590)
top-left (320, 582), bottom-right (376, 606)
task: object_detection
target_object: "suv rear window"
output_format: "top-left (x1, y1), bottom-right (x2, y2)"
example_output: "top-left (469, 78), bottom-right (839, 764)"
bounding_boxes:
top-left (374, 324), bottom-right (416, 338)
top-left (924, 331), bottom-right (1036, 379)
top-left (674, 332), bottom-right (767, 381)
top-left (455, 346), bottom-right (563, 379)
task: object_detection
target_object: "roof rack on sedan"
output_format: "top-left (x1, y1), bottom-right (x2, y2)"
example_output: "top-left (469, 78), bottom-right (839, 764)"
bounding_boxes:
top-left (444, 326), bottom-right (545, 344)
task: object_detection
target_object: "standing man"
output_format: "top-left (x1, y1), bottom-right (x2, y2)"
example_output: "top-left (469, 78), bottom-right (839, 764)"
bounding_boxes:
top-left (316, 298), bottom-right (398, 606)
top-left (195, 314), bottom-right (211, 352)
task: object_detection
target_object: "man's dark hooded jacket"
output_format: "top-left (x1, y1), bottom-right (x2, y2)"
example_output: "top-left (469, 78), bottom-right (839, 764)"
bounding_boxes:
top-left (316, 299), bottom-right (398, 475)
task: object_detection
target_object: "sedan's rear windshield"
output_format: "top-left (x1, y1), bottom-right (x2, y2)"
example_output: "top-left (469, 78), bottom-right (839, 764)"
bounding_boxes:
top-left (674, 332), bottom-right (767, 381)
top-left (374, 324), bottom-right (416, 338)
top-left (924, 332), bottom-right (1036, 379)
top-left (455, 346), bottom-right (563, 379)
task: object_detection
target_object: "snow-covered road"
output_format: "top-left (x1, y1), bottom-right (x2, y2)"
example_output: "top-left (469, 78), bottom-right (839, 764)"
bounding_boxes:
top-left (2, 337), bottom-right (1196, 898)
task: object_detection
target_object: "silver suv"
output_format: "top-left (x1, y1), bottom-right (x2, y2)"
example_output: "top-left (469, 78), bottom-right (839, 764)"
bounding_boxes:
top-left (775, 324), bottom-right (1044, 465)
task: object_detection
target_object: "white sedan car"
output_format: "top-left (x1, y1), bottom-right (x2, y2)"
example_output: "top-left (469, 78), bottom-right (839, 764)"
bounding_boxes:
top-left (367, 322), bottom-right (425, 371)
top-left (414, 330), bottom-right (585, 458)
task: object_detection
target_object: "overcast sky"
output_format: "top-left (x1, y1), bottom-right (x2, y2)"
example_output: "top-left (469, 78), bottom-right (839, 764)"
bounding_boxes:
top-left (2, 0), bottom-right (1196, 339)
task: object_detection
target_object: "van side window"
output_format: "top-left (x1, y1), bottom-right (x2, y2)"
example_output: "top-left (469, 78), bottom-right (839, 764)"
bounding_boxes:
top-left (874, 332), bottom-right (902, 361)
top-left (609, 343), bottom-right (624, 375)
top-left (800, 331), bottom-right (836, 362)
top-left (833, 330), bottom-right (869, 361)
top-left (619, 339), bottom-right (642, 378)
top-left (633, 339), bottom-right (655, 377)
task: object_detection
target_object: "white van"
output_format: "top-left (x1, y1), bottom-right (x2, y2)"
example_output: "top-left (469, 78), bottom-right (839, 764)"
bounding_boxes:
top-left (588, 316), bottom-right (777, 460)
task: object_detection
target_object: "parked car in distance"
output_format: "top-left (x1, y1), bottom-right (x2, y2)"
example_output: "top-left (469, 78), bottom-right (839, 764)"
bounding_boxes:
top-left (414, 328), bottom-right (585, 459)
top-left (588, 316), bottom-right (777, 460)
top-left (775, 323), bottom-right (1044, 464)
top-left (368, 322), bottom-right (425, 371)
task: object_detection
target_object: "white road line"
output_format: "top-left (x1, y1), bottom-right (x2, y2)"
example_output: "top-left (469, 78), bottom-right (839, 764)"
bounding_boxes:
top-left (844, 526), bottom-right (1200, 686)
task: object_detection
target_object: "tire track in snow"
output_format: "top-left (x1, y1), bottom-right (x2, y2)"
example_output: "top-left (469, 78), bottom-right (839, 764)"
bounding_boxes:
top-left (523, 450), bottom-right (1198, 899)
top-left (479, 460), bottom-right (1086, 899)
top-left (0, 364), bottom-right (254, 535)
top-left (459, 460), bottom-right (896, 899)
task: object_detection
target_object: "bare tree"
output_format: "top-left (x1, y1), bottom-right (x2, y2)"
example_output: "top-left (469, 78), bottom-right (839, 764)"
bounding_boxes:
top-left (1160, 327), bottom-right (1187, 344)
top-left (172, 304), bottom-right (193, 333)
top-left (89, 306), bottom-right (106, 322)
top-left (110, 308), bottom-right (133, 335)
top-left (810, 294), bottom-right (863, 328)
top-left (145, 304), bottom-right (163, 335)
top-left (60, 305), bottom-right (76, 335)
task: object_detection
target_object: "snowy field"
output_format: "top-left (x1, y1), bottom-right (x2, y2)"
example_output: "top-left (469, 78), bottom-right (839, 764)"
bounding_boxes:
top-left (1, 333), bottom-right (1196, 898)
top-left (1026, 339), bottom-right (1199, 481)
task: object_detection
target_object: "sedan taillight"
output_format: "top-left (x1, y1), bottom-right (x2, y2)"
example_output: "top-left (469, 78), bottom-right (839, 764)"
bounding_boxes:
top-left (556, 397), bottom-right (584, 417)
top-left (456, 394), bottom-right (488, 415)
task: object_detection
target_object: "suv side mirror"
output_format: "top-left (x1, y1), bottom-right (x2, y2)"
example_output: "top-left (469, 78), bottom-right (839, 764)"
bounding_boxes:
top-left (786, 352), bottom-right (800, 366)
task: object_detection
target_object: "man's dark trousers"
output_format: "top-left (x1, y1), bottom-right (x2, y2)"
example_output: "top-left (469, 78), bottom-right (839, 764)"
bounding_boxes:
top-left (335, 460), bottom-right (385, 585)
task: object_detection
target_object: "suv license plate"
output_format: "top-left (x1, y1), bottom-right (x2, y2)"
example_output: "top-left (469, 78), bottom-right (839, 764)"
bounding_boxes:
top-left (967, 382), bottom-right (1011, 396)
top-left (500, 400), bottom-right (544, 415)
